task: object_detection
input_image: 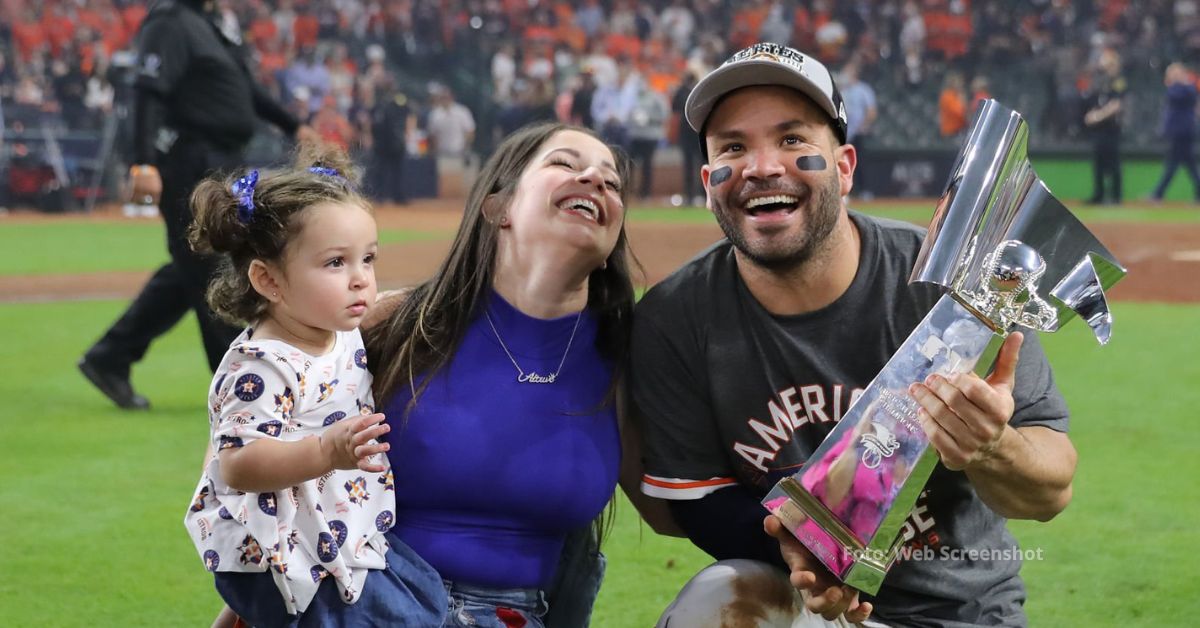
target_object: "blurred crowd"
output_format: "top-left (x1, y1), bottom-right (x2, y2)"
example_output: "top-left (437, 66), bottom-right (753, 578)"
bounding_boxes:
top-left (1, 0), bottom-right (1198, 204)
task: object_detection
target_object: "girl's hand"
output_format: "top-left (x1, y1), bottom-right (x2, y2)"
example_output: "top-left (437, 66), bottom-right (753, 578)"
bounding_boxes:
top-left (319, 413), bottom-right (391, 473)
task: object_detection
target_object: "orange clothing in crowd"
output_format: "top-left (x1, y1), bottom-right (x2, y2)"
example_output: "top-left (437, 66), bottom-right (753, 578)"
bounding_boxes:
top-left (557, 23), bottom-right (588, 52)
top-left (11, 19), bottom-right (48, 62)
top-left (605, 33), bottom-right (641, 61)
top-left (1099, 0), bottom-right (1130, 31)
top-left (939, 88), bottom-right (967, 136)
top-left (523, 24), bottom-right (556, 44)
top-left (552, 2), bottom-right (574, 26)
top-left (42, 12), bottom-right (76, 58)
top-left (313, 110), bottom-right (354, 150)
top-left (730, 5), bottom-right (769, 50)
top-left (293, 14), bottom-right (320, 48)
top-left (77, 7), bottom-right (105, 33)
top-left (259, 50), bottom-right (289, 82)
top-left (122, 5), bottom-right (147, 41)
top-left (250, 18), bottom-right (279, 50)
top-left (970, 89), bottom-right (992, 115)
top-left (925, 10), bottom-right (973, 60)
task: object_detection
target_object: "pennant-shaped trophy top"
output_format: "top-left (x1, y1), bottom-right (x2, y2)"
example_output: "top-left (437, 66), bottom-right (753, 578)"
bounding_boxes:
top-left (910, 99), bottom-right (1127, 343)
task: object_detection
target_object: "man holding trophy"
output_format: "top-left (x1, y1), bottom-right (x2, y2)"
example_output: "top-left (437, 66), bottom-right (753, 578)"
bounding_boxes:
top-left (631, 43), bottom-right (1121, 626)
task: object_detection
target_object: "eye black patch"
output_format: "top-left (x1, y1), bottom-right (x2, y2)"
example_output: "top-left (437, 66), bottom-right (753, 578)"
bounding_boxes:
top-left (795, 155), bottom-right (827, 171)
top-left (708, 166), bottom-right (732, 186)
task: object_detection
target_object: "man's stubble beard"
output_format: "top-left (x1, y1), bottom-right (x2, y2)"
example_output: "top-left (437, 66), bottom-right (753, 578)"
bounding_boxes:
top-left (711, 169), bottom-right (843, 273)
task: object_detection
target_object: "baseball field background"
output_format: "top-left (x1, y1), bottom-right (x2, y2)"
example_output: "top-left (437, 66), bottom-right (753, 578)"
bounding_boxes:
top-left (2, 164), bottom-right (1197, 625)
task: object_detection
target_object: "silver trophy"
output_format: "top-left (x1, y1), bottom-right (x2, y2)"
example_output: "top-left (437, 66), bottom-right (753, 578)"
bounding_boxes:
top-left (761, 100), bottom-right (1127, 595)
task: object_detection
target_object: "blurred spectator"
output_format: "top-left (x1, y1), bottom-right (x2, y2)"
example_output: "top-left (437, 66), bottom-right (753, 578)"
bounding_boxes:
top-left (0, 51), bottom-right (14, 99)
top-left (273, 0), bottom-right (297, 46)
top-left (361, 44), bottom-right (390, 100)
top-left (84, 58), bottom-right (115, 118)
top-left (525, 77), bottom-right (560, 126)
top-left (660, 0), bottom-right (696, 53)
top-left (814, 5), bottom-right (849, 64)
top-left (15, 74), bottom-right (46, 108)
top-left (312, 95), bottom-right (355, 150)
top-left (576, 0), bottom-right (606, 40)
top-left (939, 72), bottom-right (968, 137)
top-left (628, 79), bottom-right (669, 199)
top-left (12, 6), bottom-right (49, 65)
top-left (326, 43), bottom-right (357, 113)
top-left (672, 71), bottom-right (703, 206)
top-left (553, 43), bottom-right (581, 94)
top-left (288, 85), bottom-right (312, 123)
top-left (730, 0), bottom-right (769, 51)
top-left (591, 60), bottom-right (639, 148)
top-left (900, 0), bottom-right (926, 84)
top-left (841, 62), bottom-right (878, 199)
top-left (293, 2), bottom-right (320, 48)
top-left (1083, 48), bottom-right (1126, 204)
top-left (427, 83), bottom-right (476, 164)
top-left (256, 37), bottom-right (289, 93)
top-left (284, 44), bottom-right (330, 116)
top-left (969, 76), bottom-right (992, 116)
top-left (371, 78), bottom-right (413, 204)
top-left (247, 4), bottom-right (278, 51)
top-left (569, 67), bottom-right (598, 129)
top-left (491, 41), bottom-right (518, 107)
top-left (1149, 63), bottom-right (1200, 202)
top-left (760, 1), bottom-right (794, 46)
top-left (52, 55), bottom-right (89, 129)
top-left (524, 40), bottom-right (555, 84)
top-left (582, 40), bottom-right (618, 89)
top-left (609, 2), bottom-right (640, 47)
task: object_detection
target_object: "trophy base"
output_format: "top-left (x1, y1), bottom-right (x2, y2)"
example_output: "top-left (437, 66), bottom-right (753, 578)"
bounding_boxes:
top-left (771, 476), bottom-right (896, 595)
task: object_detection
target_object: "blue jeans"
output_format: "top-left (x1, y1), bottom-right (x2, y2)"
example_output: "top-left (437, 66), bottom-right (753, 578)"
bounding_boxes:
top-left (443, 580), bottom-right (548, 628)
top-left (543, 526), bottom-right (605, 628)
top-left (214, 539), bottom-right (446, 627)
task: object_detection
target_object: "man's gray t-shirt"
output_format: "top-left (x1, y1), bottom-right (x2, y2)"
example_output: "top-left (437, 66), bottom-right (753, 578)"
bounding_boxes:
top-left (632, 212), bottom-right (1069, 626)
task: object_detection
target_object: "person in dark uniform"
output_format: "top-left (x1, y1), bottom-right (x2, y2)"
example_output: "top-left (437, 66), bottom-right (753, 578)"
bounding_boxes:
top-left (370, 76), bottom-right (412, 204)
top-left (78, 0), bottom-right (315, 410)
top-left (1150, 62), bottom-right (1200, 202)
top-left (1084, 48), bottom-right (1126, 205)
top-left (672, 71), bottom-right (703, 206)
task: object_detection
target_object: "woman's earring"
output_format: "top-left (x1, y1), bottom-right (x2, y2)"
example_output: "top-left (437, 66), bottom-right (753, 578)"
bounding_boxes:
top-left (499, 215), bottom-right (510, 227)
top-left (601, 260), bottom-right (608, 270)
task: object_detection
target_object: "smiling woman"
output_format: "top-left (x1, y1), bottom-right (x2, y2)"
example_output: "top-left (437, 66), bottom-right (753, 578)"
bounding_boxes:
top-left (363, 121), bottom-right (680, 627)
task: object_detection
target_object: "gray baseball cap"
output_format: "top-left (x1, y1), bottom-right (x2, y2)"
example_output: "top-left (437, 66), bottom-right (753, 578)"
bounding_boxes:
top-left (685, 43), bottom-right (848, 143)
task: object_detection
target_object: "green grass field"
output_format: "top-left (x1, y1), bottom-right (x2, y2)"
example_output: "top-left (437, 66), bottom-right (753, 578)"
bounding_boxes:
top-left (3, 203), bottom-right (1197, 276)
top-left (1, 205), bottom-right (1196, 626)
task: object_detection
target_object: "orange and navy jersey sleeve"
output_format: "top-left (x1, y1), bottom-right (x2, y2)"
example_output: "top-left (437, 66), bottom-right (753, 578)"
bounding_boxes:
top-left (640, 475), bottom-right (739, 500)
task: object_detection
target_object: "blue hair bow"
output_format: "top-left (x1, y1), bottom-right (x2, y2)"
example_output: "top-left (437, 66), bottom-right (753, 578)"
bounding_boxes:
top-left (309, 166), bottom-right (341, 178)
top-left (231, 169), bottom-right (259, 223)
top-left (309, 166), bottom-right (352, 190)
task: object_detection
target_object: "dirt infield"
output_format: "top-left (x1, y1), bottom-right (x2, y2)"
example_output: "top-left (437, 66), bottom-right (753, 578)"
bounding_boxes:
top-left (2, 199), bottom-right (1197, 303)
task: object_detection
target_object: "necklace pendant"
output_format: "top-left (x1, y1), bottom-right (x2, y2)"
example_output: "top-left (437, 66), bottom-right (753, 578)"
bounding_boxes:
top-left (518, 372), bottom-right (557, 384)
